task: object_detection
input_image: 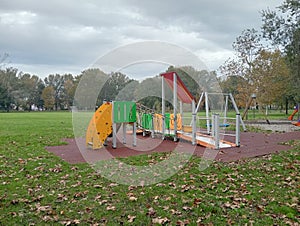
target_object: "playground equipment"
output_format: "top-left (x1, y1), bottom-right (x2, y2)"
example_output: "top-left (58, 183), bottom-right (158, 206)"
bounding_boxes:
top-left (86, 101), bottom-right (137, 149)
top-left (288, 104), bottom-right (300, 126)
top-left (160, 72), bottom-right (242, 148)
top-left (86, 72), bottom-right (243, 149)
top-left (195, 92), bottom-right (247, 133)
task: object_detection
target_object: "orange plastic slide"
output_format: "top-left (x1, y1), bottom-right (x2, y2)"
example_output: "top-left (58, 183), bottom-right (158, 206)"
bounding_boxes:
top-left (288, 108), bottom-right (300, 126)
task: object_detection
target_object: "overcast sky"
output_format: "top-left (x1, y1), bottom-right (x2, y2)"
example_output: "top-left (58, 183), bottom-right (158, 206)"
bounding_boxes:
top-left (0, 0), bottom-right (283, 79)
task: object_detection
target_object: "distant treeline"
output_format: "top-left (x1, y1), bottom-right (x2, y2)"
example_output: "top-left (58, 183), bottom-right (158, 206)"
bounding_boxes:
top-left (0, 64), bottom-right (297, 113)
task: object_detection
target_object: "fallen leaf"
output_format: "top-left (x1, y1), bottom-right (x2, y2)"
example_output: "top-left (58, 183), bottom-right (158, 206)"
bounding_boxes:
top-left (176, 219), bottom-right (190, 225)
top-left (152, 217), bottom-right (170, 224)
top-left (99, 200), bottom-right (108, 205)
top-left (193, 198), bottom-right (201, 206)
top-left (128, 215), bottom-right (136, 223)
top-left (147, 207), bottom-right (156, 217)
top-left (129, 196), bottom-right (137, 201)
top-left (182, 206), bottom-right (193, 211)
top-left (106, 205), bottom-right (116, 211)
top-left (170, 209), bottom-right (182, 215)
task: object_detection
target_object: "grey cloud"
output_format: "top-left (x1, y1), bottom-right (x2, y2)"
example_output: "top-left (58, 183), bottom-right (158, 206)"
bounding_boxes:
top-left (0, 0), bottom-right (282, 77)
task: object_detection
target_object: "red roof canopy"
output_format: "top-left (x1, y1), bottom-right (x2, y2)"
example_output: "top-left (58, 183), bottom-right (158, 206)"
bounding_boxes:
top-left (161, 72), bottom-right (195, 104)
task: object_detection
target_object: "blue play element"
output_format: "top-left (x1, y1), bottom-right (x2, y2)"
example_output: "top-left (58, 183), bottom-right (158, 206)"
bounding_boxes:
top-left (208, 123), bottom-right (230, 128)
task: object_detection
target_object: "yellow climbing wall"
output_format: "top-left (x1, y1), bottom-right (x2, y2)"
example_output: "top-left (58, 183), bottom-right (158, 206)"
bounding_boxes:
top-left (86, 102), bottom-right (112, 149)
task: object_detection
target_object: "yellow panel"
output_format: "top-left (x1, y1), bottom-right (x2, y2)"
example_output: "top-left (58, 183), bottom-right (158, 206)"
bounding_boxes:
top-left (86, 102), bottom-right (113, 149)
top-left (153, 114), bottom-right (163, 131)
top-left (169, 114), bottom-right (182, 130)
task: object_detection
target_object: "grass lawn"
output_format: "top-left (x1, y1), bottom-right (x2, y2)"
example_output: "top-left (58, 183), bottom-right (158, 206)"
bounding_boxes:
top-left (0, 112), bottom-right (299, 225)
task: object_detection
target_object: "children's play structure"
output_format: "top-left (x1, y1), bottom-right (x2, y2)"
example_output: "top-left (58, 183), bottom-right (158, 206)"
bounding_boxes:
top-left (86, 72), bottom-right (245, 150)
top-left (288, 104), bottom-right (300, 126)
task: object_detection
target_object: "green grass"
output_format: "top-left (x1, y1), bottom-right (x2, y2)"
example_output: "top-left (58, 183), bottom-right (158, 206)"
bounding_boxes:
top-left (0, 112), bottom-right (299, 225)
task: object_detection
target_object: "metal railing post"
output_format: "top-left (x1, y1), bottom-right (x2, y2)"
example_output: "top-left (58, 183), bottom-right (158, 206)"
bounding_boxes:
top-left (205, 92), bottom-right (210, 134)
top-left (122, 123), bottom-right (126, 144)
top-left (235, 114), bottom-right (240, 147)
top-left (192, 100), bottom-right (196, 145)
top-left (161, 76), bottom-right (165, 140)
top-left (133, 122), bottom-right (137, 147)
top-left (173, 73), bottom-right (177, 142)
top-left (214, 114), bottom-right (220, 150)
top-left (112, 123), bottom-right (117, 149)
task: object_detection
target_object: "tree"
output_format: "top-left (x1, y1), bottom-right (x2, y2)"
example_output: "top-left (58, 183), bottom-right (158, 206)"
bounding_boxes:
top-left (251, 50), bottom-right (290, 108)
top-left (134, 76), bottom-right (164, 110)
top-left (166, 66), bottom-right (221, 99)
top-left (99, 72), bottom-right (135, 103)
top-left (232, 29), bottom-right (262, 80)
top-left (74, 68), bottom-right (109, 110)
top-left (261, 0), bottom-right (300, 102)
top-left (63, 76), bottom-right (76, 109)
top-left (44, 74), bottom-right (65, 110)
top-left (116, 80), bottom-right (139, 101)
top-left (0, 83), bottom-right (12, 111)
top-left (219, 75), bottom-right (249, 108)
top-left (41, 86), bottom-right (55, 110)
top-left (18, 73), bottom-right (45, 111)
top-left (166, 66), bottom-right (200, 98)
top-left (219, 29), bottom-right (262, 107)
top-left (0, 67), bottom-right (18, 111)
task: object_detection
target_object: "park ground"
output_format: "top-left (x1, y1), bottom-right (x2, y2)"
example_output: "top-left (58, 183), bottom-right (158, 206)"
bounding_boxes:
top-left (0, 112), bottom-right (299, 225)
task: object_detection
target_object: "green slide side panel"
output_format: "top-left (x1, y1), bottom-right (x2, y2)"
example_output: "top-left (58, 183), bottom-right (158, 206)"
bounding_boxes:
top-left (113, 101), bottom-right (136, 123)
top-left (141, 113), bottom-right (170, 130)
top-left (142, 113), bottom-right (152, 129)
top-left (165, 113), bottom-right (170, 129)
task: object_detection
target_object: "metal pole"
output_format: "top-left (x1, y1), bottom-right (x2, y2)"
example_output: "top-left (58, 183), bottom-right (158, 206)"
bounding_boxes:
top-left (235, 114), bottom-right (240, 147)
top-left (173, 73), bottom-right (177, 141)
top-left (195, 92), bottom-right (204, 113)
top-left (133, 122), bottom-right (137, 147)
top-left (151, 114), bottom-right (155, 138)
top-left (112, 101), bottom-right (117, 149)
top-left (212, 114), bottom-right (215, 138)
top-left (122, 123), bottom-right (126, 144)
top-left (103, 138), bottom-right (107, 146)
top-left (205, 92), bottom-right (210, 134)
top-left (192, 99), bottom-right (196, 145)
top-left (191, 92), bottom-right (204, 126)
top-left (161, 76), bottom-right (165, 140)
top-left (180, 101), bottom-right (183, 132)
top-left (112, 123), bottom-right (117, 149)
top-left (229, 93), bottom-right (247, 131)
top-left (213, 114), bottom-right (220, 150)
top-left (224, 94), bottom-right (228, 125)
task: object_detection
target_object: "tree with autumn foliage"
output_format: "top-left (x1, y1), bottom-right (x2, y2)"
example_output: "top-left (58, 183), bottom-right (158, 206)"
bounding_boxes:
top-left (261, 0), bottom-right (300, 104)
top-left (219, 29), bottom-right (261, 108)
top-left (251, 50), bottom-right (290, 108)
top-left (41, 86), bottom-right (55, 110)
